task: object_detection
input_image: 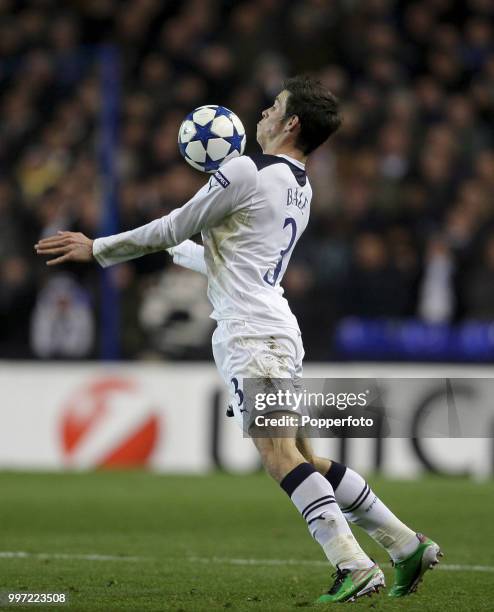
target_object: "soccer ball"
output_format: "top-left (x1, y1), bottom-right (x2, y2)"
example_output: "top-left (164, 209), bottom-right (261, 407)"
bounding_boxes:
top-left (178, 105), bottom-right (246, 173)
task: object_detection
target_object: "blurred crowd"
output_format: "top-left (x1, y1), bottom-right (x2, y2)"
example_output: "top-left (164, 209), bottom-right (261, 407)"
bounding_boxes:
top-left (1, 0), bottom-right (493, 360)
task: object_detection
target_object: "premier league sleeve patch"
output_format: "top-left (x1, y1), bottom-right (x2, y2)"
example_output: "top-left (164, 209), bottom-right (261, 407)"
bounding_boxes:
top-left (213, 170), bottom-right (230, 189)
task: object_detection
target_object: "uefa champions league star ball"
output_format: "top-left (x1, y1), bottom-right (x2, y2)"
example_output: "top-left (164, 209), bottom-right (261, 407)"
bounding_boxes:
top-left (178, 105), bottom-right (246, 173)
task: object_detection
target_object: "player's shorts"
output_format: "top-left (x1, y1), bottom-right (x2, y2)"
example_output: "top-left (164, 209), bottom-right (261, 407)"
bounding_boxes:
top-left (212, 319), bottom-right (305, 431)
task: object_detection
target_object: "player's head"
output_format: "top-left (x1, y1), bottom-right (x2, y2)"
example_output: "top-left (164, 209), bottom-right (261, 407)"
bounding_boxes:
top-left (256, 75), bottom-right (342, 156)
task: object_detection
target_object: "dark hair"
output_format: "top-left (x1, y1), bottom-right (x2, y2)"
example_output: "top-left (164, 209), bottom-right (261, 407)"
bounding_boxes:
top-left (282, 75), bottom-right (342, 155)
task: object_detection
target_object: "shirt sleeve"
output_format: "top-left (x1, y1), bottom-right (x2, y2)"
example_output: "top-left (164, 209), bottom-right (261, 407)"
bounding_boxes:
top-left (167, 240), bottom-right (206, 275)
top-left (93, 156), bottom-right (257, 268)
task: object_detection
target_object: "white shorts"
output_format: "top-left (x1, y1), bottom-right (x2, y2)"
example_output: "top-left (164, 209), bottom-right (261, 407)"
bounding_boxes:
top-left (212, 319), bottom-right (305, 429)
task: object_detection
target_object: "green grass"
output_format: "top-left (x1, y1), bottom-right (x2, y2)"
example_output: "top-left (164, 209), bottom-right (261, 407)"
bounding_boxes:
top-left (0, 471), bottom-right (493, 611)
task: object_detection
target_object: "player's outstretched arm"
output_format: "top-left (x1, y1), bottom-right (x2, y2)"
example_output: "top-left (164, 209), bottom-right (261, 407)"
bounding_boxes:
top-left (85, 156), bottom-right (256, 269)
top-left (35, 231), bottom-right (94, 265)
top-left (35, 156), bottom-right (256, 269)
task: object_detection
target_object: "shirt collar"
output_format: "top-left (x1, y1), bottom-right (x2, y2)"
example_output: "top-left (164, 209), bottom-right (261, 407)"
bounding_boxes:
top-left (276, 154), bottom-right (306, 169)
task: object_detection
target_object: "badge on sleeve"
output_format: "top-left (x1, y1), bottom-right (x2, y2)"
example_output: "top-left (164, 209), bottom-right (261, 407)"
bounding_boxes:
top-left (213, 170), bottom-right (230, 189)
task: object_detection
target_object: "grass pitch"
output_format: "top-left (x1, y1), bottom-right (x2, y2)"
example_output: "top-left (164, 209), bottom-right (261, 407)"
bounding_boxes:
top-left (0, 471), bottom-right (493, 611)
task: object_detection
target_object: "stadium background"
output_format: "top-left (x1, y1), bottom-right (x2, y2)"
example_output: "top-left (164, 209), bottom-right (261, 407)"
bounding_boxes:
top-left (1, 0), bottom-right (493, 362)
top-left (1, 1), bottom-right (493, 610)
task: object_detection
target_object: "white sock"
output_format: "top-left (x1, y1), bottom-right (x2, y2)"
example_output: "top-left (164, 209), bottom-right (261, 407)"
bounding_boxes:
top-left (325, 461), bottom-right (419, 562)
top-left (281, 463), bottom-right (373, 570)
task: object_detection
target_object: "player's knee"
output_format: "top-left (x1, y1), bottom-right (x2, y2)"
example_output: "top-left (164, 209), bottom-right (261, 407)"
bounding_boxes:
top-left (272, 437), bottom-right (298, 460)
top-left (255, 437), bottom-right (299, 480)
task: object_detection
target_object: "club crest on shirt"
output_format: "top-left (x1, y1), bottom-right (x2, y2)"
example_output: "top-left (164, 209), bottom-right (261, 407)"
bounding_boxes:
top-left (286, 187), bottom-right (308, 211)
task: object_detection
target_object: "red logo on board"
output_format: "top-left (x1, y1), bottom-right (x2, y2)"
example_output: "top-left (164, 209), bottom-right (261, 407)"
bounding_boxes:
top-left (61, 377), bottom-right (160, 468)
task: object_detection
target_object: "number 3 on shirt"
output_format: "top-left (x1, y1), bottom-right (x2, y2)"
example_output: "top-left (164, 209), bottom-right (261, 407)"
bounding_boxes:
top-left (263, 217), bottom-right (297, 286)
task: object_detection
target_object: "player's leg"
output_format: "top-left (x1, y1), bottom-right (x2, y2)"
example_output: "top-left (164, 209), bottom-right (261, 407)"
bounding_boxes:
top-left (213, 324), bottom-right (384, 602)
top-left (297, 438), bottom-right (442, 597)
top-left (252, 427), bottom-right (385, 603)
top-left (296, 437), bottom-right (423, 559)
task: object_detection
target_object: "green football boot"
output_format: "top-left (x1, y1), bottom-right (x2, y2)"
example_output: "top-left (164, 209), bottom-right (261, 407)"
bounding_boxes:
top-left (316, 563), bottom-right (385, 604)
top-left (388, 533), bottom-right (443, 597)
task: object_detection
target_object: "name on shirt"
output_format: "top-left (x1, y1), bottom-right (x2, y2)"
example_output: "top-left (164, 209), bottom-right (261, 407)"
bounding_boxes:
top-left (286, 187), bottom-right (308, 211)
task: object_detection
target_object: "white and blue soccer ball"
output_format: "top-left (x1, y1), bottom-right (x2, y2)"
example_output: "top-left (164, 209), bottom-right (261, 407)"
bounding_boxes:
top-left (178, 105), bottom-right (246, 173)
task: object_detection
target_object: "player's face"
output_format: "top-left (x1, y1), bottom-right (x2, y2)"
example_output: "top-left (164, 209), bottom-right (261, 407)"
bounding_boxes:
top-left (256, 90), bottom-right (289, 148)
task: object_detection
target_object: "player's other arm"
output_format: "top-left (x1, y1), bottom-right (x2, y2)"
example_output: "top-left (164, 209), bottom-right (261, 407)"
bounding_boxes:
top-left (167, 240), bottom-right (206, 275)
top-left (35, 157), bottom-right (257, 267)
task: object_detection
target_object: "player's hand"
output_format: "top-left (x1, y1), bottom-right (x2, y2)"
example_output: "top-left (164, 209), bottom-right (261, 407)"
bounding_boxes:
top-left (35, 231), bottom-right (94, 266)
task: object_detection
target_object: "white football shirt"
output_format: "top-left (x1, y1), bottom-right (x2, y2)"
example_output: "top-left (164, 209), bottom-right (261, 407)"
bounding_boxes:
top-left (93, 154), bottom-right (312, 330)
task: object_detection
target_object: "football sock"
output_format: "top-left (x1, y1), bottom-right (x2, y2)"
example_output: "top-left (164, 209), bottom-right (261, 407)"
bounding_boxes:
top-left (280, 462), bottom-right (373, 570)
top-left (325, 461), bottom-right (419, 562)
